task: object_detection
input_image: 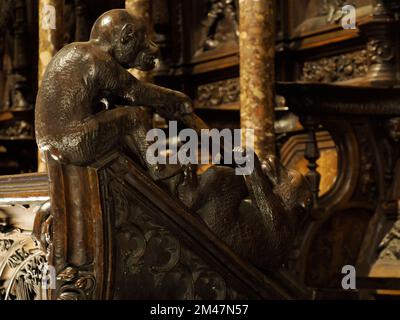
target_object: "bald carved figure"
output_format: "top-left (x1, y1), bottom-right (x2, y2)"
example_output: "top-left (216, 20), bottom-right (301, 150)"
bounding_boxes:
top-left (35, 9), bottom-right (312, 269)
top-left (35, 9), bottom-right (193, 166)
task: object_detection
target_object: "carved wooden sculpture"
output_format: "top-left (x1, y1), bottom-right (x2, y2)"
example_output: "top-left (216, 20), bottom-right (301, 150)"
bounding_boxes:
top-left (36, 9), bottom-right (193, 167)
top-left (35, 9), bottom-right (311, 279)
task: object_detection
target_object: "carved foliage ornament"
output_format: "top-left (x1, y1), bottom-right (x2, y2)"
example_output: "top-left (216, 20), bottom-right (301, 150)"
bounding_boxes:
top-left (104, 162), bottom-right (245, 300)
top-left (196, 78), bottom-right (240, 108)
top-left (56, 266), bottom-right (95, 300)
top-left (302, 50), bottom-right (369, 83)
top-left (0, 229), bottom-right (48, 300)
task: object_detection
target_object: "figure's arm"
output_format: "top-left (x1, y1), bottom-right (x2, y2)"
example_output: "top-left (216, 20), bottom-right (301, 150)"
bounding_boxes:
top-left (107, 64), bottom-right (193, 121)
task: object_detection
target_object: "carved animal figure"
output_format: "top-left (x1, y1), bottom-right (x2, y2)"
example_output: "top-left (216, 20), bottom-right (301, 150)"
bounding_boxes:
top-left (36, 9), bottom-right (193, 168)
top-left (169, 153), bottom-right (311, 269)
top-left (35, 9), bottom-right (311, 270)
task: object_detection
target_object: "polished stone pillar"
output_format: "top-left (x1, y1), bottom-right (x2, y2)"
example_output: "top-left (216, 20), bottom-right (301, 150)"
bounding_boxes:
top-left (38, 0), bottom-right (64, 85)
top-left (38, 0), bottom-right (64, 172)
top-left (239, 0), bottom-right (275, 159)
top-left (125, 0), bottom-right (153, 82)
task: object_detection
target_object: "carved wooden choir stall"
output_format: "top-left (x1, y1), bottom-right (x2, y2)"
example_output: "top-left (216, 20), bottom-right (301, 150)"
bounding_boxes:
top-left (1, 0), bottom-right (400, 300)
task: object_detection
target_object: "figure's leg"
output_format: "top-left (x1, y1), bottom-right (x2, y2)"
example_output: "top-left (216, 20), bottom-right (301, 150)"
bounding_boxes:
top-left (123, 108), bottom-right (184, 181)
top-left (43, 107), bottom-right (139, 165)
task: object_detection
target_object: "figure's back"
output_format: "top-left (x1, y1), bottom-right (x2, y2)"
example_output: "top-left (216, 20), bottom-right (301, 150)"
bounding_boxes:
top-left (35, 42), bottom-right (98, 141)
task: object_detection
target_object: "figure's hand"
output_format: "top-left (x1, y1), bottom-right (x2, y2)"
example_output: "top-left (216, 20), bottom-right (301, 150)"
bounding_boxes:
top-left (174, 93), bottom-right (193, 117)
top-left (155, 92), bottom-right (193, 121)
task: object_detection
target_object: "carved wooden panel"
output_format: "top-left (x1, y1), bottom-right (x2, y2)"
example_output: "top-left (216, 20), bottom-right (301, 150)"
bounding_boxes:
top-left (46, 152), bottom-right (305, 300)
top-left (277, 82), bottom-right (400, 298)
top-left (95, 153), bottom-right (296, 300)
top-left (305, 208), bottom-right (372, 288)
top-left (107, 180), bottom-right (242, 299)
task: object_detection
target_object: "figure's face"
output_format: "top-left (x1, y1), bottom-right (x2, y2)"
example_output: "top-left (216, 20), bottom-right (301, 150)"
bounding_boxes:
top-left (261, 155), bottom-right (312, 222)
top-left (114, 23), bottom-right (159, 70)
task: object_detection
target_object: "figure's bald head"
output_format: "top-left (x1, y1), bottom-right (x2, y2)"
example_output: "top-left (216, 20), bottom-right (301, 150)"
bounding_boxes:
top-left (90, 9), bottom-right (158, 70)
top-left (90, 9), bottom-right (145, 44)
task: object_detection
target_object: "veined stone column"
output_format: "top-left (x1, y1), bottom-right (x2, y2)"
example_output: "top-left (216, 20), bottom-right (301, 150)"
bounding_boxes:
top-left (38, 0), bottom-right (64, 85)
top-left (38, 0), bottom-right (64, 172)
top-left (125, 0), bottom-right (153, 82)
top-left (239, 0), bottom-right (275, 159)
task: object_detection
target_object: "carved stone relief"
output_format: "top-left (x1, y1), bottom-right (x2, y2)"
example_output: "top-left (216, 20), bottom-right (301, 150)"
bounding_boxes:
top-left (302, 50), bottom-right (369, 83)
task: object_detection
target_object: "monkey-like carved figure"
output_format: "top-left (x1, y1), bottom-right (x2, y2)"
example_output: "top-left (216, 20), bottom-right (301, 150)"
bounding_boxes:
top-left (36, 9), bottom-right (312, 269)
top-left (36, 9), bottom-right (193, 166)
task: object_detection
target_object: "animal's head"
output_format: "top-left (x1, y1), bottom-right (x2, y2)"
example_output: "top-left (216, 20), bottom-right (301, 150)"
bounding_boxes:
top-left (91, 9), bottom-right (159, 70)
top-left (261, 155), bottom-right (313, 225)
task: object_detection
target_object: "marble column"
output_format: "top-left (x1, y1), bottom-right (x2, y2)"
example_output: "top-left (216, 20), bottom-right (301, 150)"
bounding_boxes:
top-left (125, 0), bottom-right (153, 82)
top-left (38, 0), bottom-right (64, 85)
top-left (239, 0), bottom-right (275, 159)
top-left (38, 0), bottom-right (64, 172)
